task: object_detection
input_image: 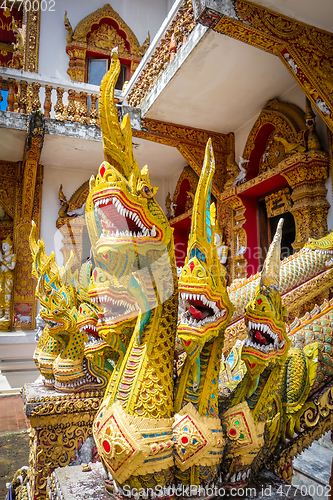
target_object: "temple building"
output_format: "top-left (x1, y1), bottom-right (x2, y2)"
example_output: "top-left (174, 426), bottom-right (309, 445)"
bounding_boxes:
top-left (0, 0), bottom-right (332, 403)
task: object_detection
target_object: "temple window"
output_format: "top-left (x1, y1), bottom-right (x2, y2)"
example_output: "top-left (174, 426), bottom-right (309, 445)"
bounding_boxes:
top-left (65, 5), bottom-right (149, 84)
top-left (87, 57), bottom-right (129, 89)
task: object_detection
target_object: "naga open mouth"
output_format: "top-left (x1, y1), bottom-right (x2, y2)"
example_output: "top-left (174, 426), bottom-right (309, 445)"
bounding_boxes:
top-left (179, 291), bottom-right (226, 329)
top-left (244, 319), bottom-right (285, 353)
top-left (40, 312), bottom-right (64, 331)
top-left (85, 335), bottom-right (105, 347)
top-left (78, 320), bottom-right (98, 337)
top-left (93, 194), bottom-right (158, 243)
top-left (90, 290), bottom-right (139, 325)
top-left (47, 320), bottom-right (63, 329)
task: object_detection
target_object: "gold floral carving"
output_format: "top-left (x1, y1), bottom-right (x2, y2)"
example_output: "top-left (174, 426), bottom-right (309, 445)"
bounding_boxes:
top-left (66, 4), bottom-right (148, 82)
top-left (24, 7), bottom-right (41, 73)
top-left (281, 152), bottom-right (329, 249)
top-left (0, 161), bottom-right (17, 219)
top-left (23, 385), bottom-right (103, 500)
top-left (133, 118), bottom-right (234, 198)
top-left (242, 100), bottom-right (305, 175)
top-left (213, 0), bottom-right (333, 132)
top-left (13, 164), bottom-right (43, 330)
top-left (127, 0), bottom-right (196, 107)
top-left (88, 24), bottom-right (130, 58)
top-left (11, 116), bottom-right (44, 330)
top-left (0, 157), bottom-right (42, 330)
top-left (271, 395), bottom-right (333, 472)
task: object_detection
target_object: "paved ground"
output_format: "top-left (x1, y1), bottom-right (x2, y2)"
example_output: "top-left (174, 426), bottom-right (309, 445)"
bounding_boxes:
top-left (0, 396), bottom-right (30, 499)
top-left (0, 395), bottom-right (29, 434)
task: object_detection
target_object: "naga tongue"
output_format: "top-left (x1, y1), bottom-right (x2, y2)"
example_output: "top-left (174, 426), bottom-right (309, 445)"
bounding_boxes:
top-left (255, 331), bottom-right (267, 345)
top-left (190, 305), bottom-right (210, 320)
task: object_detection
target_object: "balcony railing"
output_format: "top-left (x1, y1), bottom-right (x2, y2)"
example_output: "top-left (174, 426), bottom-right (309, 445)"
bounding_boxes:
top-left (0, 67), bottom-right (123, 126)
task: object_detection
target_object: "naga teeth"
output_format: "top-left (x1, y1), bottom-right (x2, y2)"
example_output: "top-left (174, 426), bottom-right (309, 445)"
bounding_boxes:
top-left (246, 321), bottom-right (284, 353)
top-left (95, 197), bottom-right (154, 239)
top-left (179, 292), bottom-right (225, 320)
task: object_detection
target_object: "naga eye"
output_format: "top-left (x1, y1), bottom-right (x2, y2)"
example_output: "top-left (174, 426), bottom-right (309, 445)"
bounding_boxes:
top-left (141, 185), bottom-right (153, 198)
top-left (53, 309), bottom-right (59, 315)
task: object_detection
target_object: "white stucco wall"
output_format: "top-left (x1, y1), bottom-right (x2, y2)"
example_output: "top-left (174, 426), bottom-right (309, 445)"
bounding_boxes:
top-left (150, 166), bottom-right (185, 214)
top-left (40, 166), bottom-right (96, 265)
top-left (38, 0), bottom-right (171, 81)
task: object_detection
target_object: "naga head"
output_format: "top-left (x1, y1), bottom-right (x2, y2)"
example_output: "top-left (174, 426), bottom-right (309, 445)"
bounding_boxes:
top-left (243, 219), bottom-right (290, 377)
top-left (37, 280), bottom-right (77, 344)
top-left (178, 140), bottom-right (233, 362)
top-left (30, 223), bottom-right (77, 342)
top-left (88, 265), bottom-right (139, 345)
top-left (77, 287), bottom-right (100, 338)
top-left (85, 50), bottom-right (173, 273)
top-left (85, 49), bottom-right (176, 341)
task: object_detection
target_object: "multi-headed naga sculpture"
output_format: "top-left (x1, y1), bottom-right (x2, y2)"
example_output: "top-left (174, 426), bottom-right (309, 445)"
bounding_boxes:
top-left (221, 220), bottom-right (333, 487)
top-left (29, 49), bottom-right (333, 496)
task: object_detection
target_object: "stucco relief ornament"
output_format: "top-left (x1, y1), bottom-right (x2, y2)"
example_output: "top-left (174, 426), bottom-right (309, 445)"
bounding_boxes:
top-left (0, 235), bottom-right (16, 330)
top-left (233, 157), bottom-right (249, 186)
top-left (283, 53), bottom-right (298, 75)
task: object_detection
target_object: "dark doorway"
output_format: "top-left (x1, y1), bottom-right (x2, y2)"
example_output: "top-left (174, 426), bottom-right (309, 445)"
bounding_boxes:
top-left (270, 212), bottom-right (295, 261)
top-left (257, 198), bottom-right (295, 271)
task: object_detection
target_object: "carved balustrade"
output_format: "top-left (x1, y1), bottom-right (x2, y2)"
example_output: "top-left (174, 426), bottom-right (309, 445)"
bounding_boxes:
top-left (0, 67), bottom-right (123, 125)
top-left (126, 0), bottom-right (196, 107)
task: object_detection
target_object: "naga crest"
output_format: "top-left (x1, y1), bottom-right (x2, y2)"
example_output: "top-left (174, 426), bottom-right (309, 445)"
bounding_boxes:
top-left (30, 222), bottom-right (77, 340)
top-left (178, 140), bottom-right (233, 361)
top-left (243, 219), bottom-right (290, 377)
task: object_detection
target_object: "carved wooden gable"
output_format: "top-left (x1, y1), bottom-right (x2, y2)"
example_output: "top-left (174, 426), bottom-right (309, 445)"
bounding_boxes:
top-left (243, 99), bottom-right (306, 180)
top-left (65, 4), bottom-right (149, 82)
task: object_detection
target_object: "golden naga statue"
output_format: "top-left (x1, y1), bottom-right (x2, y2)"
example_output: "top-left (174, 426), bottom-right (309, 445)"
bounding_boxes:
top-left (0, 235), bottom-right (16, 330)
top-left (30, 48), bottom-right (333, 497)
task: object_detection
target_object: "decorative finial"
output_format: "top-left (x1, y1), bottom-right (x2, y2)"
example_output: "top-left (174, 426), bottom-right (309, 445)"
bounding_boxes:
top-left (260, 218), bottom-right (284, 292)
top-left (64, 11), bottom-right (73, 43)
